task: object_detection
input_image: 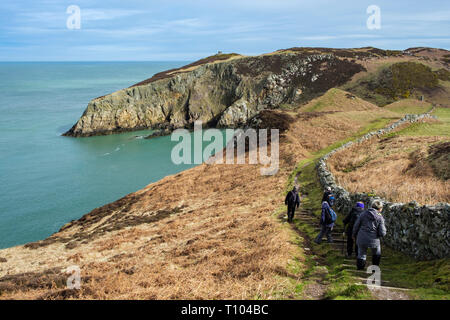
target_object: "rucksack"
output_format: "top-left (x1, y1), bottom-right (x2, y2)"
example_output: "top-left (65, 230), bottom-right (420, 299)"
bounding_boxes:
top-left (327, 194), bottom-right (335, 206)
top-left (324, 206), bottom-right (337, 225)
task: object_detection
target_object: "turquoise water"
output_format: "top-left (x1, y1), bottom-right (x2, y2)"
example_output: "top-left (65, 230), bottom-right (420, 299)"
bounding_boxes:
top-left (0, 62), bottom-right (222, 249)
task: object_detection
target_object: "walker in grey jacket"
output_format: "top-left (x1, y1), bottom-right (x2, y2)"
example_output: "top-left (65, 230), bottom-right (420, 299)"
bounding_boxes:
top-left (352, 208), bottom-right (386, 246)
top-left (352, 208), bottom-right (387, 269)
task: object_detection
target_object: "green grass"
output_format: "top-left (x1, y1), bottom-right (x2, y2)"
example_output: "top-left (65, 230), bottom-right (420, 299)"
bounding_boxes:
top-left (269, 206), bottom-right (311, 300)
top-left (383, 102), bottom-right (433, 115)
top-left (385, 107), bottom-right (450, 137)
top-left (303, 88), bottom-right (340, 112)
top-left (386, 122), bottom-right (450, 137)
top-left (380, 247), bottom-right (449, 300)
top-left (433, 107), bottom-right (450, 121)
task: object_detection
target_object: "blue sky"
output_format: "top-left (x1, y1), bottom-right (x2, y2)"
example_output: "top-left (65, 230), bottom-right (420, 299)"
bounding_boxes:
top-left (0, 0), bottom-right (449, 61)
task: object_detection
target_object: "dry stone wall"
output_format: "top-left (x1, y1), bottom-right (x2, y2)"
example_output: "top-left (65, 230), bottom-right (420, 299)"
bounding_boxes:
top-left (316, 109), bottom-right (449, 260)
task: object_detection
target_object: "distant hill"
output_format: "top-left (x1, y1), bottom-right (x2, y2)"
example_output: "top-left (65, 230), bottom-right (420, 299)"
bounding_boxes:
top-left (301, 88), bottom-right (379, 112)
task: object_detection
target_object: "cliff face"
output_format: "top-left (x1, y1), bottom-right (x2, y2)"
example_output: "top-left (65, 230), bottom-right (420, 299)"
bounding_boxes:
top-left (63, 50), bottom-right (367, 136)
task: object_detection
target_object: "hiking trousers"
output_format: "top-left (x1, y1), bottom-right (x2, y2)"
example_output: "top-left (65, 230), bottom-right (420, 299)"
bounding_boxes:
top-left (346, 234), bottom-right (358, 257)
top-left (315, 225), bottom-right (333, 243)
top-left (356, 242), bottom-right (381, 269)
top-left (287, 206), bottom-right (296, 223)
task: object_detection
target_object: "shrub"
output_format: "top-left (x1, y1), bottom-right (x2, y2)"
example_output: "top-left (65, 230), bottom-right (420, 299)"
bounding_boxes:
top-left (372, 62), bottom-right (439, 100)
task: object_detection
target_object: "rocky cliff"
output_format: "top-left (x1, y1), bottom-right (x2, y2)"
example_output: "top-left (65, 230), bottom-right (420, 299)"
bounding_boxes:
top-left (63, 49), bottom-right (377, 137)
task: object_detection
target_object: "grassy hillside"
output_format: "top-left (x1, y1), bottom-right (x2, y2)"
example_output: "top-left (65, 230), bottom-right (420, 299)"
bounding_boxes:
top-left (383, 99), bottom-right (433, 114)
top-left (301, 88), bottom-right (379, 112)
top-left (327, 106), bottom-right (450, 205)
top-left (387, 107), bottom-right (450, 137)
top-left (0, 105), bottom-right (404, 299)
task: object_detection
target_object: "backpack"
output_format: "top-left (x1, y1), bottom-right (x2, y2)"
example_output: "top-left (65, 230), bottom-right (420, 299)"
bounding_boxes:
top-left (327, 194), bottom-right (335, 206)
top-left (324, 206), bottom-right (337, 225)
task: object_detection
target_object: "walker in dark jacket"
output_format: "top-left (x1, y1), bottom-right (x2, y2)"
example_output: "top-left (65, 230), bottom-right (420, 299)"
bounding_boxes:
top-left (285, 187), bottom-right (300, 223)
top-left (314, 201), bottom-right (336, 244)
top-left (352, 201), bottom-right (387, 270)
top-left (343, 202), bottom-right (365, 257)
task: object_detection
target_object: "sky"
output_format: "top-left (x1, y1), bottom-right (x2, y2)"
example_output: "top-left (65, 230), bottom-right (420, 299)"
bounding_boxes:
top-left (0, 0), bottom-right (449, 61)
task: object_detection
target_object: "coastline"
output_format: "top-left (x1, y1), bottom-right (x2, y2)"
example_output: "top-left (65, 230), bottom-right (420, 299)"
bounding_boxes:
top-left (0, 105), bottom-right (408, 299)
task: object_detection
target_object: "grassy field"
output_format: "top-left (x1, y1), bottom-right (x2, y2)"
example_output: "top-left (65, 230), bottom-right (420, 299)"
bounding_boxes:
top-left (383, 99), bottom-right (433, 115)
top-left (386, 107), bottom-right (450, 137)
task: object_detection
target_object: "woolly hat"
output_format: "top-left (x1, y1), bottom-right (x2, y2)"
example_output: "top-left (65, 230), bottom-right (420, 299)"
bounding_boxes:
top-left (356, 202), bottom-right (364, 208)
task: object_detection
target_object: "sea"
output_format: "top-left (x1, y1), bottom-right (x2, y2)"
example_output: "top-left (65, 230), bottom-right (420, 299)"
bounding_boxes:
top-left (0, 61), bottom-right (225, 249)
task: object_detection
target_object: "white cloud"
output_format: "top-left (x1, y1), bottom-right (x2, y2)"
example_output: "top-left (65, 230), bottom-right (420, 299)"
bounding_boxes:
top-left (81, 9), bottom-right (147, 21)
top-left (385, 10), bottom-right (450, 22)
top-left (18, 8), bottom-right (147, 24)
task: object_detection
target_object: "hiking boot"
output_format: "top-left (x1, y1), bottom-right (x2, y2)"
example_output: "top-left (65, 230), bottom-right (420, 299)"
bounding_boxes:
top-left (357, 258), bottom-right (366, 270)
top-left (372, 254), bottom-right (381, 266)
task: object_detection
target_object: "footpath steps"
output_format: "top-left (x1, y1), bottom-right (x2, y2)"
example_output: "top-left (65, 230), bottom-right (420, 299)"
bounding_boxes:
top-left (293, 210), bottom-right (412, 296)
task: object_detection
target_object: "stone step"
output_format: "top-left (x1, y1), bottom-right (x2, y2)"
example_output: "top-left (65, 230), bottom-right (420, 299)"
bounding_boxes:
top-left (342, 263), bottom-right (392, 271)
top-left (313, 229), bottom-right (345, 234)
top-left (296, 217), bottom-right (319, 221)
top-left (314, 239), bottom-right (345, 243)
top-left (344, 258), bottom-right (393, 263)
top-left (355, 277), bottom-right (391, 286)
top-left (343, 268), bottom-right (393, 275)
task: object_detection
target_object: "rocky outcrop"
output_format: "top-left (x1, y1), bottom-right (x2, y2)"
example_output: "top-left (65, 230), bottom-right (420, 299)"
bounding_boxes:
top-left (64, 50), bottom-right (367, 137)
top-left (316, 110), bottom-right (450, 260)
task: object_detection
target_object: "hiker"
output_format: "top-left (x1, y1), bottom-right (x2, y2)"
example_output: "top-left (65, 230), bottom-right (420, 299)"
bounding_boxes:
top-left (322, 187), bottom-right (335, 206)
top-left (314, 201), bottom-right (337, 244)
top-left (285, 186), bottom-right (300, 223)
top-left (343, 202), bottom-right (365, 257)
top-left (352, 200), bottom-right (387, 270)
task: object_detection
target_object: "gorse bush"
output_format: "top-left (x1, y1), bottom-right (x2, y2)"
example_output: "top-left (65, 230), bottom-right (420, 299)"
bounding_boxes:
top-left (435, 68), bottom-right (450, 81)
top-left (370, 62), bottom-right (439, 100)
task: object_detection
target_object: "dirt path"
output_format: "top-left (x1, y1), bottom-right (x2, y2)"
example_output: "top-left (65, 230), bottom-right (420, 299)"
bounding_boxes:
top-left (278, 209), bottom-right (329, 299)
top-left (281, 207), bottom-right (412, 300)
